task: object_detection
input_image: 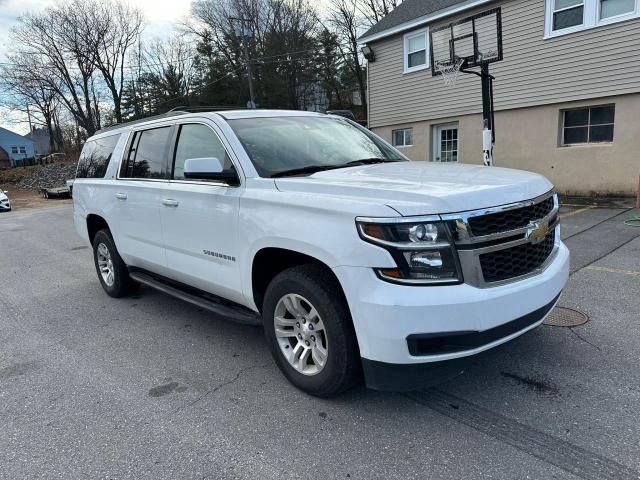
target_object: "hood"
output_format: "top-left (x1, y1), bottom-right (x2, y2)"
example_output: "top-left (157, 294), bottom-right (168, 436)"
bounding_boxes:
top-left (0, 191), bottom-right (8, 201)
top-left (274, 162), bottom-right (553, 216)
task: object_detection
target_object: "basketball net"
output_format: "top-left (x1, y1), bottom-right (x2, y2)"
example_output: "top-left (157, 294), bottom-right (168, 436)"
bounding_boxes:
top-left (434, 58), bottom-right (465, 86)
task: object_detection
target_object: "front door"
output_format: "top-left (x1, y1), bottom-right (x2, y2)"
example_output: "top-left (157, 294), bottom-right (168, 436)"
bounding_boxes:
top-left (160, 121), bottom-right (244, 305)
top-left (432, 123), bottom-right (459, 162)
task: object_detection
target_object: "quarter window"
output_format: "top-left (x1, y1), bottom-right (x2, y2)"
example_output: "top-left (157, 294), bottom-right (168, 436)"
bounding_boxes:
top-left (172, 124), bottom-right (234, 181)
top-left (120, 126), bottom-right (172, 179)
top-left (404, 29), bottom-right (429, 72)
top-left (392, 128), bottom-right (413, 147)
top-left (77, 134), bottom-right (120, 179)
top-left (562, 105), bottom-right (615, 145)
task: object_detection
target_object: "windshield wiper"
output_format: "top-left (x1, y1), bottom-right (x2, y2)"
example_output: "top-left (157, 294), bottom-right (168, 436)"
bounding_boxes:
top-left (342, 158), bottom-right (398, 166)
top-left (271, 164), bottom-right (345, 178)
top-left (271, 158), bottom-right (398, 178)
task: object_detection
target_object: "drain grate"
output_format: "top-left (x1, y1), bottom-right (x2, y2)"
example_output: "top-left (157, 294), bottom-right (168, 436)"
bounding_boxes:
top-left (544, 307), bottom-right (589, 327)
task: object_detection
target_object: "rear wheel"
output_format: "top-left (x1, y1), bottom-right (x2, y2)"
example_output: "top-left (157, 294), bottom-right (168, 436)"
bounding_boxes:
top-left (263, 264), bottom-right (360, 397)
top-left (92, 229), bottom-right (138, 298)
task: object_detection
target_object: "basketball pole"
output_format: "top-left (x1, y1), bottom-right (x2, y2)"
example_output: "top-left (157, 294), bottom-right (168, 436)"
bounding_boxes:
top-left (480, 63), bottom-right (495, 167)
top-left (460, 61), bottom-right (496, 167)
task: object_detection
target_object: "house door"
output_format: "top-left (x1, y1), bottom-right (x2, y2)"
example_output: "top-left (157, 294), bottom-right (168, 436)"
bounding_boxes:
top-left (432, 123), bottom-right (459, 162)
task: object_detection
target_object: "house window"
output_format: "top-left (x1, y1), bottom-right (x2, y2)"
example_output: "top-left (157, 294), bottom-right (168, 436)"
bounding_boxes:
top-left (19, 146), bottom-right (26, 154)
top-left (553, 0), bottom-right (585, 30)
top-left (403, 29), bottom-right (429, 73)
top-left (546, 0), bottom-right (639, 37)
top-left (562, 105), bottom-right (615, 145)
top-left (392, 128), bottom-right (413, 147)
top-left (600, 0), bottom-right (635, 19)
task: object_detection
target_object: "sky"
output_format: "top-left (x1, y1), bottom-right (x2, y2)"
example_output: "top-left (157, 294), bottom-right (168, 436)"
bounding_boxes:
top-left (0, 0), bottom-right (193, 134)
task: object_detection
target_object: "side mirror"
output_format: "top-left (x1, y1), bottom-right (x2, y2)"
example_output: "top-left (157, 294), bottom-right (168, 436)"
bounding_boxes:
top-left (183, 157), bottom-right (239, 185)
top-left (2, 190), bottom-right (7, 194)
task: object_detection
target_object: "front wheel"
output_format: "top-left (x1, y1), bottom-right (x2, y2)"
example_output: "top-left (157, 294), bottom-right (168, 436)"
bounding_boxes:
top-left (263, 265), bottom-right (361, 397)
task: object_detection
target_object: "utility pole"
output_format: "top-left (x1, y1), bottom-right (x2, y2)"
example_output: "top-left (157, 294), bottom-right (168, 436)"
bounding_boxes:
top-left (231, 17), bottom-right (256, 108)
top-left (26, 104), bottom-right (33, 132)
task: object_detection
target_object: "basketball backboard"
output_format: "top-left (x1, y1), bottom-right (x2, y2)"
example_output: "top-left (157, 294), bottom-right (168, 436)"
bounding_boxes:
top-left (430, 8), bottom-right (503, 76)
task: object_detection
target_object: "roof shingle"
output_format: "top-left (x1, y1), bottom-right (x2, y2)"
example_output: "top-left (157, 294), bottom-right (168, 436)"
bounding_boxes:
top-left (360, 0), bottom-right (468, 41)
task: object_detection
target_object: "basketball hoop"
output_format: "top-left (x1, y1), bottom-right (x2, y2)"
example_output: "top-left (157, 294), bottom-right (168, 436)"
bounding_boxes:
top-left (434, 58), bottom-right (465, 86)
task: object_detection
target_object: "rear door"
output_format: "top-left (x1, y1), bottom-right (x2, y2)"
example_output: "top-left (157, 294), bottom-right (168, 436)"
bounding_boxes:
top-left (160, 120), bottom-right (244, 304)
top-left (112, 125), bottom-right (172, 274)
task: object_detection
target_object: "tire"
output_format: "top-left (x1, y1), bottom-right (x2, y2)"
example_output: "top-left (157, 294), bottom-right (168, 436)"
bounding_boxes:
top-left (263, 264), bottom-right (361, 397)
top-left (92, 229), bottom-right (138, 298)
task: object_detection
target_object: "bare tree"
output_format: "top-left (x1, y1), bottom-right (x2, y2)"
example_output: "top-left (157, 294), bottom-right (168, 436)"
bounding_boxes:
top-left (11, 6), bottom-right (102, 135)
top-left (82, 0), bottom-right (144, 123)
top-left (356, 0), bottom-right (402, 26)
top-left (326, 0), bottom-right (367, 111)
top-left (0, 53), bottom-right (65, 151)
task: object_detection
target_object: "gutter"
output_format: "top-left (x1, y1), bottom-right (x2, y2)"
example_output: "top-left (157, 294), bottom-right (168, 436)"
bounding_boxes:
top-left (358, 0), bottom-right (494, 45)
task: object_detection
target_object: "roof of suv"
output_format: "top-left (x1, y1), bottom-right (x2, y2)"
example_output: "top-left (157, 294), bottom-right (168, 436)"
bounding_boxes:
top-left (93, 109), bottom-right (327, 138)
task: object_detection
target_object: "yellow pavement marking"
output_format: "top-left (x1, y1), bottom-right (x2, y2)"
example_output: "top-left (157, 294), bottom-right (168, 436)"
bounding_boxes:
top-left (559, 205), bottom-right (595, 219)
top-left (586, 266), bottom-right (640, 277)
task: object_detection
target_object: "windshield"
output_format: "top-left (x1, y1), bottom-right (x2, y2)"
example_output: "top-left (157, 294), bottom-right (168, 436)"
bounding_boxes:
top-left (227, 116), bottom-right (406, 178)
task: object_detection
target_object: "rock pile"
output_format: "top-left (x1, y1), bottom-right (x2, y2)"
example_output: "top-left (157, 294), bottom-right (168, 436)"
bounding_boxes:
top-left (17, 163), bottom-right (78, 191)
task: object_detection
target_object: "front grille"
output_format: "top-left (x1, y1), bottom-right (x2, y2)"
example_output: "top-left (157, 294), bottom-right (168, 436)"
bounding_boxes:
top-left (480, 230), bottom-right (556, 283)
top-left (468, 196), bottom-right (554, 237)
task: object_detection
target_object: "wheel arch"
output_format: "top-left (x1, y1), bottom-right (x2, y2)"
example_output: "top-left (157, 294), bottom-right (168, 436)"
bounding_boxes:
top-left (86, 214), bottom-right (110, 244)
top-left (250, 247), bottom-right (347, 315)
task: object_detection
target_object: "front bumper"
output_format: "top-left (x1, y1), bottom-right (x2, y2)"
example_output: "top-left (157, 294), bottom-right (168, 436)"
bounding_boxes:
top-left (332, 241), bottom-right (570, 390)
top-left (0, 201), bottom-right (11, 211)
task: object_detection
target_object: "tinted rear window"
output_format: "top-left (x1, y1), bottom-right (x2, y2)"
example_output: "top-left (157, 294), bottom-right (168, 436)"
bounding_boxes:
top-left (76, 134), bottom-right (121, 179)
top-left (120, 127), bottom-right (171, 179)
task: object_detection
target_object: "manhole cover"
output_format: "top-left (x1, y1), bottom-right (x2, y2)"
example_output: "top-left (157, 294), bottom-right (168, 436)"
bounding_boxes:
top-left (544, 307), bottom-right (589, 327)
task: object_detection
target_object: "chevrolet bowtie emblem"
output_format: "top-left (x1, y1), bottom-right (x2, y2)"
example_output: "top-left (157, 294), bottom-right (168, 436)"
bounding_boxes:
top-left (525, 221), bottom-right (549, 244)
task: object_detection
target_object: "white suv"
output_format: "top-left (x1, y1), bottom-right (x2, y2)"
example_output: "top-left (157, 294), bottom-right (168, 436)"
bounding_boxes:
top-left (73, 110), bottom-right (569, 396)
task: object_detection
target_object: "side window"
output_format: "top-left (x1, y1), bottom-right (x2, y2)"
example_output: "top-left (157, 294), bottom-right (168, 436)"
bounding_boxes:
top-left (172, 124), bottom-right (234, 181)
top-left (120, 126), bottom-right (171, 179)
top-left (77, 134), bottom-right (121, 179)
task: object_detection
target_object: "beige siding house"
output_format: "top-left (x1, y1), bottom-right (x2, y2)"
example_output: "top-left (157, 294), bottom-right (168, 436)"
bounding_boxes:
top-left (360, 0), bottom-right (640, 196)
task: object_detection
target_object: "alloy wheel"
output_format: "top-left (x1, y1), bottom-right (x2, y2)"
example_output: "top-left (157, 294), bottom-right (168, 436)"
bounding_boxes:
top-left (273, 293), bottom-right (328, 376)
top-left (97, 243), bottom-right (115, 287)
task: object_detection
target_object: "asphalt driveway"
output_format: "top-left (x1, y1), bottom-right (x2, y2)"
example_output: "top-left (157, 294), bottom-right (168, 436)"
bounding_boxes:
top-left (1, 202), bottom-right (639, 479)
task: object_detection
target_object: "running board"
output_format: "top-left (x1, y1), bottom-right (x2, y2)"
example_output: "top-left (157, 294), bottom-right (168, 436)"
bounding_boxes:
top-left (128, 270), bottom-right (261, 326)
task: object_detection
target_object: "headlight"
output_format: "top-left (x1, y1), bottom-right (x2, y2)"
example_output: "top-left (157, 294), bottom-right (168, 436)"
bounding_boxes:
top-left (356, 218), bottom-right (462, 285)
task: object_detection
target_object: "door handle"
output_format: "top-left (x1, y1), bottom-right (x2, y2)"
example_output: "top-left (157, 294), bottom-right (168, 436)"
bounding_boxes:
top-left (162, 199), bottom-right (179, 207)
top-left (115, 192), bottom-right (127, 200)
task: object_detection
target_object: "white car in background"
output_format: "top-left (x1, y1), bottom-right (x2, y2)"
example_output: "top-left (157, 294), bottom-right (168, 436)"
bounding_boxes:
top-left (0, 190), bottom-right (11, 212)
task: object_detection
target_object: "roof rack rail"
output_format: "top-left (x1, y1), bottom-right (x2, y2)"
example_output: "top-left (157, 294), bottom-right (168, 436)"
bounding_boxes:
top-left (96, 111), bottom-right (189, 134)
top-left (167, 105), bottom-right (248, 112)
top-left (96, 105), bottom-right (249, 134)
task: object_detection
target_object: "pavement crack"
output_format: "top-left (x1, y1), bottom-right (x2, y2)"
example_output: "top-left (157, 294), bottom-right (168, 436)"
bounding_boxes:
top-left (172, 363), bottom-right (271, 415)
top-left (569, 327), bottom-right (601, 351)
